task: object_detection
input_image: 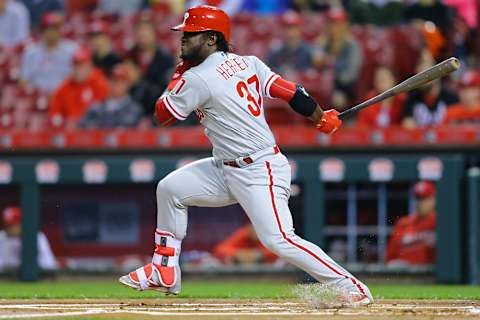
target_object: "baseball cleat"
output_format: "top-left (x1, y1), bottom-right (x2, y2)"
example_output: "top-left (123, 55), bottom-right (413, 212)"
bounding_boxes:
top-left (345, 282), bottom-right (373, 306)
top-left (345, 292), bottom-right (373, 307)
top-left (118, 263), bottom-right (181, 295)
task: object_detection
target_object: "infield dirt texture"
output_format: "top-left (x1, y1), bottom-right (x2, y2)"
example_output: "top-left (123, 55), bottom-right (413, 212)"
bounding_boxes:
top-left (1, 281), bottom-right (480, 319)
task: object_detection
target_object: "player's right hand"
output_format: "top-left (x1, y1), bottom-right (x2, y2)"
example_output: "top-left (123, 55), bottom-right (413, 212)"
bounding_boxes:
top-left (316, 109), bottom-right (342, 134)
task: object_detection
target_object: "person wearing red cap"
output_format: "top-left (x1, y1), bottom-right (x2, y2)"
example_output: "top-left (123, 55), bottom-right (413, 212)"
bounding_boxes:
top-left (443, 70), bottom-right (480, 125)
top-left (20, 12), bottom-right (79, 93)
top-left (0, 206), bottom-right (57, 271)
top-left (386, 181), bottom-right (437, 266)
top-left (48, 47), bottom-right (109, 127)
top-left (79, 64), bottom-right (142, 128)
top-left (313, 8), bottom-right (362, 111)
top-left (267, 10), bottom-right (313, 74)
top-left (119, 5), bottom-right (372, 306)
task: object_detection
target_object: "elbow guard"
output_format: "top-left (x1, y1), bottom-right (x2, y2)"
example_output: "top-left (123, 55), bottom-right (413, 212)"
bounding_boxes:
top-left (289, 84), bottom-right (317, 117)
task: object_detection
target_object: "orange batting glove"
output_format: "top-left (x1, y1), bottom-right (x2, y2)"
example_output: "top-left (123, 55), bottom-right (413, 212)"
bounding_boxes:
top-left (316, 109), bottom-right (342, 134)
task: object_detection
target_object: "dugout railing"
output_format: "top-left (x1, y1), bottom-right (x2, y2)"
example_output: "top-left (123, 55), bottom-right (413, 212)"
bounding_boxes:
top-left (0, 152), bottom-right (473, 284)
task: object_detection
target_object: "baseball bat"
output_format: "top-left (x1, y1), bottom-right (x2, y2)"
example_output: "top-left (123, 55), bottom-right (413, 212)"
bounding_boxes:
top-left (338, 57), bottom-right (460, 120)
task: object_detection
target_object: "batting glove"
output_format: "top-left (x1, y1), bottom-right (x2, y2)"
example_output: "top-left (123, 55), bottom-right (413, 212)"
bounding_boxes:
top-left (316, 109), bottom-right (342, 134)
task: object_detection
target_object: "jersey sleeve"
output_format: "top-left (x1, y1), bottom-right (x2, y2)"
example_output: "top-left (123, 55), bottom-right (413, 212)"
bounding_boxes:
top-left (250, 56), bottom-right (280, 99)
top-left (159, 71), bottom-right (210, 121)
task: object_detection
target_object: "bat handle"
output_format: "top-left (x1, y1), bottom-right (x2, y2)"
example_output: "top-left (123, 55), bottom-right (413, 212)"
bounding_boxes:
top-left (338, 107), bottom-right (355, 120)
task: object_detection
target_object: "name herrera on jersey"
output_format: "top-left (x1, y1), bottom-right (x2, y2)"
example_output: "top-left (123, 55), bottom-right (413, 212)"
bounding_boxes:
top-left (216, 57), bottom-right (249, 80)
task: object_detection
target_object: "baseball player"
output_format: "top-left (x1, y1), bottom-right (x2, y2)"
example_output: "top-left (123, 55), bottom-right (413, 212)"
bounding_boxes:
top-left (119, 5), bottom-right (373, 306)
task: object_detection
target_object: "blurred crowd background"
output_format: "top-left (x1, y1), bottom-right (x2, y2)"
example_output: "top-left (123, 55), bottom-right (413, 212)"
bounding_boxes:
top-left (1, 0), bottom-right (479, 130)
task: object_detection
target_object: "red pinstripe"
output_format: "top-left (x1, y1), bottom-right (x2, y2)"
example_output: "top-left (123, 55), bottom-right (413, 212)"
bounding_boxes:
top-left (265, 161), bottom-right (366, 297)
top-left (164, 96), bottom-right (186, 120)
top-left (264, 74), bottom-right (278, 96)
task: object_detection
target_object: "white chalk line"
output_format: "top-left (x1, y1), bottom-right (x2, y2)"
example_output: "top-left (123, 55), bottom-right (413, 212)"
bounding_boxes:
top-left (1, 302), bottom-right (479, 319)
top-left (3, 310), bottom-right (480, 319)
top-left (0, 302), bottom-right (302, 307)
top-left (0, 310), bottom-right (112, 319)
top-left (0, 303), bottom-right (477, 311)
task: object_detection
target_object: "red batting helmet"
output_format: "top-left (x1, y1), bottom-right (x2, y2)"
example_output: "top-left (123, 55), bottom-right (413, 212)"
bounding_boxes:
top-left (171, 5), bottom-right (231, 42)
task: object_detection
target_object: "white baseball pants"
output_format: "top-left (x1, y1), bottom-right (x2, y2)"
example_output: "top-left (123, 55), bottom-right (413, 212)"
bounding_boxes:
top-left (155, 147), bottom-right (367, 294)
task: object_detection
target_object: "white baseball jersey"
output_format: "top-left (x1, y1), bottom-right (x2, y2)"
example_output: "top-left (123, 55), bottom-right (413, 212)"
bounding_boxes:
top-left (126, 51), bottom-right (373, 302)
top-left (160, 51), bottom-right (280, 160)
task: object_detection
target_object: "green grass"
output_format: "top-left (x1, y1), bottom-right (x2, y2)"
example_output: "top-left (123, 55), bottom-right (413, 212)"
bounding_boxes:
top-left (0, 280), bottom-right (479, 300)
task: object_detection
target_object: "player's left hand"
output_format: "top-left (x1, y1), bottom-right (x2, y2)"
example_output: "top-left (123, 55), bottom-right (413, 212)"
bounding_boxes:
top-left (316, 109), bottom-right (342, 134)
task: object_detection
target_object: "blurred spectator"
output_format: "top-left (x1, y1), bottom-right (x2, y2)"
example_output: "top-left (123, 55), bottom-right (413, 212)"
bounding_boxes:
top-left (0, 0), bottom-right (30, 48)
top-left (149, 0), bottom-right (185, 14)
top-left (97, 0), bottom-right (145, 16)
top-left (444, 70), bottom-right (480, 124)
top-left (49, 47), bottom-right (109, 128)
top-left (79, 64), bottom-right (143, 128)
top-left (418, 21), bottom-right (446, 60)
top-left (187, 0), bottom-right (244, 16)
top-left (267, 10), bottom-right (313, 74)
top-left (348, 0), bottom-right (405, 26)
top-left (290, 0), bottom-right (331, 12)
top-left (443, 0), bottom-right (477, 29)
top-left (386, 181), bottom-right (436, 266)
top-left (126, 19), bottom-right (174, 116)
top-left (213, 224), bottom-right (277, 265)
top-left (357, 66), bottom-right (406, 128)
top-left (21, 0), bottom-right (63, 27)
top-left (404, 0), bottom-right (451, 34)
top-left (88, 21), bottom-right (122, 76)
top-left (20, 12), bottom-right (78, 93)
top-left (402, 50), bottom-right (458, 128)
top-left (0, 206), bottom-right (57, 271)
top-left (66, 0), bottom-right (97, 16)
top-left (242, 0), bottom-right (289, 14)
top-left (313, 8), bottom-right (362, 110)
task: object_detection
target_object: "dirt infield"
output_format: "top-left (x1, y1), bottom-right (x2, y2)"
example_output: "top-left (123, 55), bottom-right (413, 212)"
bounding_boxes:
top-left (1, 299), bottom-right (480, 319)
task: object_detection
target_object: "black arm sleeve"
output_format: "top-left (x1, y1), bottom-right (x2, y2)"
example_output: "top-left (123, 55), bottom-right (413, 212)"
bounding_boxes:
top-left (289, 84), bottom-right (317, 117)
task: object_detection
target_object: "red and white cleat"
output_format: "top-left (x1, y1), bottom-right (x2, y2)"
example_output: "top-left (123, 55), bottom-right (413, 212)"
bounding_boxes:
top-left (119, 229), bottom-right (182, 295)
top-left (346, 291), bottom-right (373, 307)
top-left (344, 281), bottom-right (373, 307)
top-left (118, 263), bottom-right (181, 294)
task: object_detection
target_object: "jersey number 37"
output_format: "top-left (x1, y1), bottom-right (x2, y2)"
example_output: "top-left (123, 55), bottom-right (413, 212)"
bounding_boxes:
top-left (236, 74), bottom-right (262, 117)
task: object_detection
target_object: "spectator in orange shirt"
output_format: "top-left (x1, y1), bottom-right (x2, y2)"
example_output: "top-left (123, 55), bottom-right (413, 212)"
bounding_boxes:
top-left (386, 181), bottom-right (436, 266)
top-left (213, 224), bottom-right (277, 265)
top-left (357, 66), bottom-right (406, 128)
top-left (444, 70), bottom-right (480, 125)
top-left (49, 47), bottom-right (109, 127)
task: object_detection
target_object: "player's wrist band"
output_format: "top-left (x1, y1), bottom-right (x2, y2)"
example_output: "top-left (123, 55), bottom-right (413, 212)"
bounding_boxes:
top-left (289, 84), bottom-right (317, 117)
